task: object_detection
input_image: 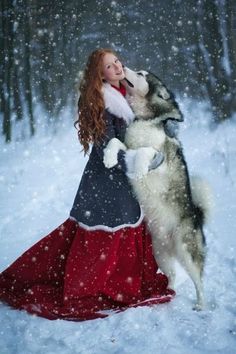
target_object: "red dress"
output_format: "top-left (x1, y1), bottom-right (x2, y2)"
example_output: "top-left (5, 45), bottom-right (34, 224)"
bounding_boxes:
top-left (0, 83), bottom-right (175, 321)
top-left (0, 218), bottom-right (175, 321)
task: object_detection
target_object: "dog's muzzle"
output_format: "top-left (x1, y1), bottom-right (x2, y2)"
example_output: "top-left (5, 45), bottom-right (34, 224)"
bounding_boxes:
top-left (123, 77), bottom-right (134, 88)
top-left (121, 66), bottom-right (134, 87)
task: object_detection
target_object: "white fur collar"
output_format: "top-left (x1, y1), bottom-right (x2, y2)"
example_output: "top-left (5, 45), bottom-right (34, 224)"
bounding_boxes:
top-left (102, 82), bottom-right (135, 125)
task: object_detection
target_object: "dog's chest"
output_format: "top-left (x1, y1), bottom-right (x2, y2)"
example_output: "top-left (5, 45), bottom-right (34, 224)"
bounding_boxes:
top-left (125, 121), bottom-right (165, 151)
top-left (126, 95), bottom-right (151, 120)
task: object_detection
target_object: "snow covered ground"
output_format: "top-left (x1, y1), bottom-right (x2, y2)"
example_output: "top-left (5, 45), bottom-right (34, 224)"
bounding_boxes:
top-left (0, 99), bottom-right (236, 354)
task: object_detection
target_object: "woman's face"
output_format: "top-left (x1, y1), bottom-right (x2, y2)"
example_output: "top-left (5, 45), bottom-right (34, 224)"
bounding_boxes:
top-left (101, 53), bottom-right (125, 87)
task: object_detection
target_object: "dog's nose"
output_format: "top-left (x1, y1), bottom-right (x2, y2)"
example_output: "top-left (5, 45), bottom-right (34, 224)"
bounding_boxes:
top-left (121, 67), bottom-right (134, 87)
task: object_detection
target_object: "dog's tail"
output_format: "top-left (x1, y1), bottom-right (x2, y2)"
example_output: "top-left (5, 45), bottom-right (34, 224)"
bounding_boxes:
top-left (190, 175), bottom-right (214, 224)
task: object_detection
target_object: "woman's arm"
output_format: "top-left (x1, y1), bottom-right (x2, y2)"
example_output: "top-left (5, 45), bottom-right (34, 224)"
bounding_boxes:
top-left (93, 110), bottom-right (128, 173)
top-left (95, 110), bottom-right (164, 179)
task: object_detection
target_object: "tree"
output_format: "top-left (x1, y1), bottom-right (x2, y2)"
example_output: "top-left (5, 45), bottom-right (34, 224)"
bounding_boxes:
top-left (194, 0), bottom-right (236, 122)
top-left (1, 0), bottom-right (14, 142)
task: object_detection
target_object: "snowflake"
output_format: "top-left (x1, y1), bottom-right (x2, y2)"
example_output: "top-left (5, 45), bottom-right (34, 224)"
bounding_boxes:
top-left (100, 253), bottom-right (106, 260)
top-left (126, 277), bottom-right (133, 284)
top-left (84, 210), bottom-right (91, 218)
top-left (116, 293), bottom-right (123, 301)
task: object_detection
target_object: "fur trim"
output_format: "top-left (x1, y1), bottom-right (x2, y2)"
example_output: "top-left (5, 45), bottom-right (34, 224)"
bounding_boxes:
top-left (102, 83), bottom-right (135, 125)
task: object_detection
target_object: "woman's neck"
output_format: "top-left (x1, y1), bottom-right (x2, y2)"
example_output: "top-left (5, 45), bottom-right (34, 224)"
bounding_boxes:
top-left (111, 82), bottom-right (120, 89)
top-left (110, 82), bottom-right (126, 97)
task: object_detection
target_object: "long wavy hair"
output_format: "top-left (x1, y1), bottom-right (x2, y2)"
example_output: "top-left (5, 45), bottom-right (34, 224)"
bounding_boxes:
top-left (74, 48), bottom-right (122, 155)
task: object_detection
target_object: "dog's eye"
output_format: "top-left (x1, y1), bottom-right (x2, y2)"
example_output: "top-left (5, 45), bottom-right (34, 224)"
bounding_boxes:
top-left (137, 72), bottom-right (144, 77)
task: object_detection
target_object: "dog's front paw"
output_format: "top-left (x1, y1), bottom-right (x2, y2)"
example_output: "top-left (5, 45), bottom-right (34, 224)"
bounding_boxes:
top-left (148, 151), bottom-right (164, 171)
top-left (133, 147), bottom-right (157, 179)
top-left (103, 138), bottom-right (127, 168)
top-left (103, 148), bottom-right (118, 168)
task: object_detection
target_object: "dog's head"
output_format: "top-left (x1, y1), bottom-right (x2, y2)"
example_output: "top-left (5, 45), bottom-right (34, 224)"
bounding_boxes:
top-left (121, 67), bottom-right (183, 123)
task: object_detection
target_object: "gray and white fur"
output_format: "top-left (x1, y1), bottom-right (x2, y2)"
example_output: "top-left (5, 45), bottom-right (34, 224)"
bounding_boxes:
top-left (103, 67), bottom-right (212, 310)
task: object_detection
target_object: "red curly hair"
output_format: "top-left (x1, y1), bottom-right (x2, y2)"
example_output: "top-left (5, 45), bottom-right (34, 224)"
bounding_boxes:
top-left (74, 48), bottom-right (123, 155)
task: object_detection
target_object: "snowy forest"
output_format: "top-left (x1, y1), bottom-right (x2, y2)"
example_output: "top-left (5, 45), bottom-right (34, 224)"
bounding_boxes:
top-left (1, 1), bottom-right (236, 354)
top-left (1, 0), bottom-right (236, 142)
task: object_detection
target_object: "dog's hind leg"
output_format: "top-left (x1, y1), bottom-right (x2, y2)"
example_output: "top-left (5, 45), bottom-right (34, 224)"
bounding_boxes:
top-left (158, 254), bottom-right (176, 289)
top-left (175, 231), bottom-right (205, 310)
top-left (151, 240), bottom-right (176, 289)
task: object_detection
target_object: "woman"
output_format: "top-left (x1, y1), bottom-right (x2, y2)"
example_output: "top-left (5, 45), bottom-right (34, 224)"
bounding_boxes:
top-left (0, 48), bottom-right (175, 321)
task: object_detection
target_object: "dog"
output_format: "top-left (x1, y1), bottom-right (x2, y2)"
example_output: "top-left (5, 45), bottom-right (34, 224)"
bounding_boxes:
top-left (103, 67), bottom-right (212, 310)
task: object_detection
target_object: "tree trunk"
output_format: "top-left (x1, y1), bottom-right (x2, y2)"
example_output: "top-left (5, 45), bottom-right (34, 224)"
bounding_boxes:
top-left (24, 1), bottom-right (35, 136)
top-left (225, 0), bottom-right (236, 111)
top-left (1, 0), bottom-right (14, 142)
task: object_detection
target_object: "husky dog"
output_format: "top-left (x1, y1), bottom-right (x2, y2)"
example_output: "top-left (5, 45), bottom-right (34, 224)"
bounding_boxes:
top-left (103, 67), bottom-right (211, 310)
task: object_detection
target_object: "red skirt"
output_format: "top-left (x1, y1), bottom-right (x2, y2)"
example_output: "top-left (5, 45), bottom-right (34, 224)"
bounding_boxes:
top-left (0, 218), bottom-right (175, 321)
